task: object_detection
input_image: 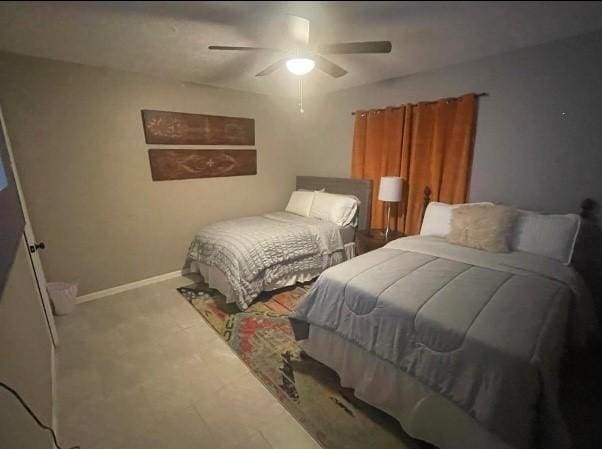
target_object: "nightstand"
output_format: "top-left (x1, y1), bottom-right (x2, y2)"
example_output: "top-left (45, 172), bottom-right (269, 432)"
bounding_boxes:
top-left (356, 229), bottom-right (404, 255)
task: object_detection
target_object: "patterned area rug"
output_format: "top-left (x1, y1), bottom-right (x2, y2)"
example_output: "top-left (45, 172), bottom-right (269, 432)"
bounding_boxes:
top-left (177, 282), bottom-right (432, 449)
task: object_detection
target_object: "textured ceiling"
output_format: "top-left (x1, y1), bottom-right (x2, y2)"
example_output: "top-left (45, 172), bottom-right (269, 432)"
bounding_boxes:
top-left (1, 1), bottom-right (602, 97)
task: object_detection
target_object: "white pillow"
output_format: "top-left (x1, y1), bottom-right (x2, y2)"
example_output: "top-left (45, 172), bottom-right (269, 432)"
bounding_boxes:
top-left (420, 201), bottom-right (494, 238)
top-left (511, 210), bottom-right (581, 265)
top-left (285, 190), bottom-right (314, 217)
top-left (309, 192), bottom-right (359, 226)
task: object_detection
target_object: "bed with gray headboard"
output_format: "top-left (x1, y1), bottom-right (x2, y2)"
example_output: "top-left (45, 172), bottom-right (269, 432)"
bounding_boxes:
top-left (296, 176), bottom-right (373, 230)
top-left (185, 176), bottom-right (373, 310)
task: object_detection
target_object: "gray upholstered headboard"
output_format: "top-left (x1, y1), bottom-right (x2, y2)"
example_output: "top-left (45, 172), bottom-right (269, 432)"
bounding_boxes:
top-left (296, 176), bottom-right (373, 230)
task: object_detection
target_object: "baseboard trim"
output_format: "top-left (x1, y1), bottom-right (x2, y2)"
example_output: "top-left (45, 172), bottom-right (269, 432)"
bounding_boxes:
top-left (76, 269), bottom-right (190, 304)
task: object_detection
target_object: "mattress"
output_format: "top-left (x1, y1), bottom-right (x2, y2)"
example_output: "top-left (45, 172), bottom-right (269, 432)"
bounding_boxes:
top-left (290, 236), bottom-right (598, 449)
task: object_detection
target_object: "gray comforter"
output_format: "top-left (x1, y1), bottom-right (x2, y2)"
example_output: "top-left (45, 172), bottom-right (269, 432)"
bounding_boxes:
top-left (186, 211), bottom-right (344, 310)
top-left (290, 236), bottom-right (598, 449)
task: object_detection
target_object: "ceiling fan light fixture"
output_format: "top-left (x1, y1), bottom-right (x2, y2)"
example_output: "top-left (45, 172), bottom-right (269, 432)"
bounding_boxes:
top-left (286, 57), bottom-right (315, 76)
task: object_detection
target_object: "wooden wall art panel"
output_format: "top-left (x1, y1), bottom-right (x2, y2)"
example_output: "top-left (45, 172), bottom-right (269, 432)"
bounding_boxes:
top-left (141, 110), bottom-right (254, 145)
top-left (148, 149), bottom-right (257, 181)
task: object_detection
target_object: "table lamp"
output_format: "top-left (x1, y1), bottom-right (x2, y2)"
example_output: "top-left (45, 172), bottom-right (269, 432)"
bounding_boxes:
top-left (378, 176), bottom-right (402, 238)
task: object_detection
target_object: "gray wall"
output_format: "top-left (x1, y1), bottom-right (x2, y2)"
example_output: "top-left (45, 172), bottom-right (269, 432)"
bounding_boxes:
top-left (297, 30), bottom-right (602, 215)
top-left (0, 52), bottom-right (300, 295)
top-left (0, 237), bottom-right (55, 449)
top-left (1, 30), bottom-right (602, 297)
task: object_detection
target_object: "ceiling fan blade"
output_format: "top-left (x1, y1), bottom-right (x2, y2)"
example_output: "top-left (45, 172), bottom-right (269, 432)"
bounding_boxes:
top-left (317, 41), bottom-right (392, 54)
top-left (286, 15), bottom-right (310, 45)
top-left (208, 45), bottom-right (283, 52)
top-left (314, 55), bottom-right (348, 78)
top-left (255, 58), bottom-right (287, 77)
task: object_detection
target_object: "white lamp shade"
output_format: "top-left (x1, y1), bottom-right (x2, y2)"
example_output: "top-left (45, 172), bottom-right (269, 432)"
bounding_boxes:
top-left (378, 176), bottom-right (402, 202)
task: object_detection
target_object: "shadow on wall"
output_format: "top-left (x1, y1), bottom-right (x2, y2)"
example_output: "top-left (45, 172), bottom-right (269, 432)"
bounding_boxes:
top-left (574, 199), bottom-right (602, 322)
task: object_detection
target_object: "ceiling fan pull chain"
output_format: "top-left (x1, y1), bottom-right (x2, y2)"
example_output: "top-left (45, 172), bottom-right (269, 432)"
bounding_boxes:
top-left (298, 78), bottom-right (302, 113)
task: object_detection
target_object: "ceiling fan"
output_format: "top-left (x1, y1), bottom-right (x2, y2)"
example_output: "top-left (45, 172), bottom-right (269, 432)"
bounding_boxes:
top-left (208, 15), bottom-right (392, 79)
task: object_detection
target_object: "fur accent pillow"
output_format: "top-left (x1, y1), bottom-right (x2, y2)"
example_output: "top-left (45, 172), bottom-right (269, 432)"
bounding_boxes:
top-left (448, 205), bottom-right (517, 253)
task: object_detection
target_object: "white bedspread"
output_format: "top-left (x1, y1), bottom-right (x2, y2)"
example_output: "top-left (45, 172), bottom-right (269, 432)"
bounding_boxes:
top-left (290, 236), bottom-right (598, 449)
top-left (186, 211), bottom-right (344, 309)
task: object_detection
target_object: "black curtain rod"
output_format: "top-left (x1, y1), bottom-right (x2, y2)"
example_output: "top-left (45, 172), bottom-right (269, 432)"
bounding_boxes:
top-left (351, 93), bottom-right (488, 115)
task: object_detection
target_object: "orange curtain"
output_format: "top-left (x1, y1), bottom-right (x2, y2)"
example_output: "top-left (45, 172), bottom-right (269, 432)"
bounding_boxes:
top-left (351, 93), bottom-right (477, 235)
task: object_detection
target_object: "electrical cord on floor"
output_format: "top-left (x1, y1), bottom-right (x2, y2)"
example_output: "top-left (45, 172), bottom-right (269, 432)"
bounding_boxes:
top-left (0, 381), bottom-right (81, 449)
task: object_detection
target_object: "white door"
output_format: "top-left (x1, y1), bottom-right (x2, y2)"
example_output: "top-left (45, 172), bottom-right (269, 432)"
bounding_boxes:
top-left (0, 106), bottom-right (59, 346)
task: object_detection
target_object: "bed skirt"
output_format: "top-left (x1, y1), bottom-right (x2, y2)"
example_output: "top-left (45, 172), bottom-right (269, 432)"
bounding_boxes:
top-left (300, 325), bottom-right (513, 449)
top-left (189, 261), bottom-right (321, 304)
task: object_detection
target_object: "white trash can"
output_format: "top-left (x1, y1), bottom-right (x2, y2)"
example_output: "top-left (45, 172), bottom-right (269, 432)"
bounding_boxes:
top-left (47, 282), bottom-right (78, 316)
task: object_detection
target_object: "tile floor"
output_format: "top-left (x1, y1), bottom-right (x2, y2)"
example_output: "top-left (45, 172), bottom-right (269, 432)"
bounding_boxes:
top-left (55, 275), bottom-right (322, 449)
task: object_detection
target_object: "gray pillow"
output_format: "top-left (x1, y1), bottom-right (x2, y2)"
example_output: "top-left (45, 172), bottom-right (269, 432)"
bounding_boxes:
top-left (448, 205), bottom-right (517, 253)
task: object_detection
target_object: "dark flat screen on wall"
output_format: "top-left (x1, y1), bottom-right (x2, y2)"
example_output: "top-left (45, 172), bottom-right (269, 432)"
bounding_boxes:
top-left (0, 121), bottom-right (24, 296)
